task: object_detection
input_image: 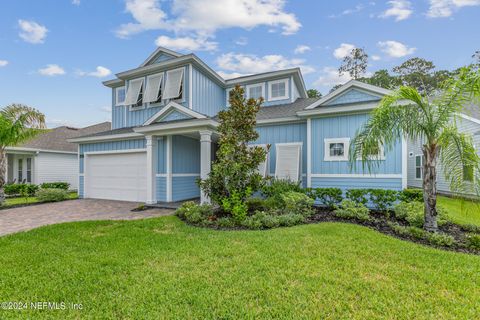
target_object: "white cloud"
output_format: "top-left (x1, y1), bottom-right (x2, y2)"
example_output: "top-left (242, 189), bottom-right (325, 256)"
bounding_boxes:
top-left (378, 40), bottom-right (416, 57)
top-left (333, 43), bottom-right (355, 59)
top-left (294, 45), bottom-right (311, 54)
top-left (18, 19), bottom-right (48, 44)
top-left (380, 0), bottom-right (413, 21)
top-left (328, 3), bottom-right (370, 18)
top-left (427, 0), bottom-right (480, 17)
top-left (38, 64), bottom-right (66, 76)
top-left (77, 66), bottom-right (112, 78)
top-left (235, 37), bottom-right (248, 46)
top-left (155, 35), bottom-right (217, 51)
top-left (216, 52), bottom-right (315, 77)
top-left (116, 0), bottom-right (301, 39)
top-left (371, 55), bottom-right (381, 61)
top-left (313, 67), bottom-right (352, 88)
top-left (0, 60), bottom-right (8, 67)
top-left (72, 0), bottom-right (81, 5)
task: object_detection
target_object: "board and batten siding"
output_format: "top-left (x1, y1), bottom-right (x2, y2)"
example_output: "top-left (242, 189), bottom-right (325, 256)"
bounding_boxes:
top-left (407, 116), bottom-right (480, 195)
top-left (191, 66), bottom-right (225, 117)
top-left (36, 152), bottom-right (79, 190)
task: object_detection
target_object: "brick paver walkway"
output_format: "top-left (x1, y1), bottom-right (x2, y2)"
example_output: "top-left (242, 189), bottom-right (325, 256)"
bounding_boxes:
top-left (0, 199), bottom-right (174, 236)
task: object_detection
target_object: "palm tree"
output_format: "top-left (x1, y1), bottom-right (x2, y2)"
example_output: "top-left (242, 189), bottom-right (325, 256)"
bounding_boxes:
top-left (351, 67), bottom-right (480, 232)
top-left (0, 104), bottom-right (46, 204)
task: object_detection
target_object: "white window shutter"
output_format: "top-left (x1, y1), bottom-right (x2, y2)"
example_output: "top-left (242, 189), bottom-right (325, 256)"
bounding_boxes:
top-left (144, 74), bottom-right (163, 103)
top-left (275, 144), bottom-right (301, 182)
top-left (163, 68), bottom-right (184, 100)
top-left (124, 78), bottom-right (144, 105)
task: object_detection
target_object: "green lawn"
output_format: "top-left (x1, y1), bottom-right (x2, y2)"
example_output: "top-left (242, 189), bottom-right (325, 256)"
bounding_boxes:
top-left (0, 216), bottom-right (479, 319)
top-left (2, 192), bottom-right (78, 207)
top-left (438, 195), bottom-right (480, 226)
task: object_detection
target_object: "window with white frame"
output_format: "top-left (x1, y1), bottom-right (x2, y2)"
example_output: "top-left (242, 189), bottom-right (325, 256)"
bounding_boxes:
top-left (144, 73), bottom-right (164, 104)
top-left (115, 86), bottom-right (126, 106)
top-left (246, 84), bottom-right (265, 100)
top-left (415, 155), bottom-right (423, 180)
top-left (124, 78), bottom-right (144, 108)
top-left (163, 68), bottom-right (184, 100)
top-left (268, 79), bottom-right (289, 101)
top-left (18, 158), bottom-right (23, 182)
top-left (324, 138), bottom-right (350, 161)
top-left (275, 143), bottom-right (302, 182)
top-left (26, 158), bottom-right (32, 183)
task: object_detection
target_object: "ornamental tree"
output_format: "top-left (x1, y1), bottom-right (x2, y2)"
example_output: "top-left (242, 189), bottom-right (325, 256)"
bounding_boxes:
top-left (199, 85), bottom-right (267, 221)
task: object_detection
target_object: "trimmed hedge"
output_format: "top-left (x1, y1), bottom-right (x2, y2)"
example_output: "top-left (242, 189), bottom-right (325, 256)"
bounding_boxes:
top-left (35, 188), bottom-right (68, 202)
top-left (40, 182), bottom-right (70, 190)
top-left (4, 184), bottom-right (38, 196)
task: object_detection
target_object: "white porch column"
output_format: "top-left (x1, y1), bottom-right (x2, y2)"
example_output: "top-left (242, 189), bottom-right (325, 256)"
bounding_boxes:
top-left (166, 135), bottom-right (172, 202)
top-left (146, 135), bottom-right (158, 204)
top-left (199, 130), bottom-right (212, 204)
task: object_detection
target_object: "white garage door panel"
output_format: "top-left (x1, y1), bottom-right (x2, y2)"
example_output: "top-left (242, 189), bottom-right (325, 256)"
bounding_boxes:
top-left (85, 152), bottom-right (147, 202)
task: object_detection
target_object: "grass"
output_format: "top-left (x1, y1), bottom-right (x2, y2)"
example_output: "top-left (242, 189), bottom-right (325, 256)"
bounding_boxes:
top-left (0, 216), bottom-right (479, 319)
top-left (2, 192), bottom-right (78, 207)
top-left (438, 195), bottom-right (480, 226)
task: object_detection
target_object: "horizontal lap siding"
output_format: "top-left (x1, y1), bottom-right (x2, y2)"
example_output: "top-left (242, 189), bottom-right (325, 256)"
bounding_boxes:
top-left (156, 176), bottom-right (166, 202)
top-left (311, 114), bottom-right (402, 175)
top-left (311, 177), bottom-right (402, 191)
top-left (192, 66), bottom-right (225, 116)
top-left (172, 176), bottom-right (200, 201)
top-left (36, 153), bottom-right (79, 190)
top-left (255, 122), bottom-right (307, 176)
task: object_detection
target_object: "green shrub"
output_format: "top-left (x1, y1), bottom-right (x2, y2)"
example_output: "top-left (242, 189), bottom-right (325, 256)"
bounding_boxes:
top-left (465, 233), bottom-right (480, 250)
top-left (277, 213), bottom-right (305, 227)
top-left (35, 188), bottom-right (68, 202)
top-left (462, 224), bottom-right (480, 234)
top-left (246, 197), bottom-right (267, 212)
top-left (217, 217), bottom-right (236, 228)
top-left (4, 183), bottom-right (38, 196)
top-left (261, 179), bottom-right (303, 199)
top-left (369, 189), bottom-right (398, 212)
top-left (394, 201), bottom-right (449, 228)
top-left (176, 201), bottom-right (214, 224)
top-left (399, 189), bottom-right (423, 203)
top-left (426, 232), bottom-right (455, 247)
top-left (40, 182), bottom-right (70, 190)
top-left (314, 188), bottom-right (343, 209)
top-left (221, 188), bottom-right (251, 221)
top-left (281, 191), bottom-right (314, 217)
top-left (241, 212), bottom-right (267, 230)
top-left (345, 189), bottom-right (369, 206)
top-left (334, 199), bottom-right (370, 221)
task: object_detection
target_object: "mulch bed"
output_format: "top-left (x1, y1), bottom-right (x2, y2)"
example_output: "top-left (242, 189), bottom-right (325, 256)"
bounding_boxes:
top-left (308, 208), bottom-right (479, 255)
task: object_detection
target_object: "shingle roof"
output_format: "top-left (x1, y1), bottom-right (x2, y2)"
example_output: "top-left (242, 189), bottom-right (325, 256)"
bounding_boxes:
top-left (14, 122), bottom-right (111, 152)
top-left (73, 126), bottom-right (136, 139)
top-left (255, 98), bottom-right (320, 120)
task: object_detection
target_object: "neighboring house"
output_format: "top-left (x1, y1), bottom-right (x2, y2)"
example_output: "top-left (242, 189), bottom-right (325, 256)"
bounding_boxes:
top-left (6, 122), bottom-right (111, 190)
top-left (407, 105), bottom-right (480, 195)
top-left (70, 47), bottom-right (407, 204)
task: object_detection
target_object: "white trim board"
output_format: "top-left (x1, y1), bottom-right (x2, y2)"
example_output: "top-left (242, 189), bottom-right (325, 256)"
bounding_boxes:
top-left (83, 149), bottom-right (146, 156)
top-left (156, 173), bottom-right (200, 177)
top-left (311, 174), bottom-right (402, 179)
top-left (458, 113), bottom-right (480, 125)
top-left (68, 132), bottom-right (143, 143)
top-left (6, 147), bottom-right (77, 155)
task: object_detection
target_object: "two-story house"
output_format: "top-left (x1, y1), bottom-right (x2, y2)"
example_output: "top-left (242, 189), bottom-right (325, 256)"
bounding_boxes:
top-left (70, 47), bottom-right (407, 204)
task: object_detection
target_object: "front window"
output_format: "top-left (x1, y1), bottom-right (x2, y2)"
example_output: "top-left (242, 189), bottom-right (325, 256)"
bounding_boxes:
top-left (324, 138), bottom-right (350, 161)
top-left (115, 86), bottom-right (126, 106)
top-left (18, 158), bottom-right (23, 182)
top-left (269, 79), bottom-right (289, 101)
top-left (26, 158), bottom-right (32, 183)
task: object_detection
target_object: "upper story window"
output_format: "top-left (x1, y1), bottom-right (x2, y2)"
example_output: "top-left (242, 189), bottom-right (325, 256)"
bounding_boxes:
top-left (246, 83), bottom-right (265, 100)
top-left (115, 86), bottom-right (126, 106)
top-left (124, 78), bottom-right (144, 109)
top-left (268, 79), bottom-right (289, 101)
top-left (163, 67), bottom-right (184, 101)
top-left (324, 138), bottom-right (350, 161)
top-left (144, 73), bottom-right (164, 105)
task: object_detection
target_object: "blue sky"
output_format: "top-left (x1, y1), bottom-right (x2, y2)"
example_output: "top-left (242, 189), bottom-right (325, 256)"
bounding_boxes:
top-left (0, 0), bottom-right (478, 128)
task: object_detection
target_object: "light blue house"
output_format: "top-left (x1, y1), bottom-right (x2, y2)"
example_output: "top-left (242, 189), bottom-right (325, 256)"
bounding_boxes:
top-left (70, 47), bottom-right (407, 204)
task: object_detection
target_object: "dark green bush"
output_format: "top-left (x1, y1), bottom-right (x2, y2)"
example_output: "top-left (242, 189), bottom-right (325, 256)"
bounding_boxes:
top-left (40, 182), bottom-right (70, 190)
top-left (217, 217), bottom-right (236, 228)
top-left (462, 224), bottom-right (480, 234)
top-left (389, 222), bottom-right (455, 246)
top-left (4, 183), bottom-right (38, 196)
top-left (369, 189), bottom-right (398, 212)
top-left (277, 213), bottom-right (305, 226)
top-left (399, 189), bottom-right (423, 203)
top-left (35, 188), bottom-right (68, 202)
top-left (426, 232), bottom-right (455, 247)
top-left (281, 191), bottom-right (314, 217)
top-left (345, 189), bottom-right (369, 206)
top-left (466, 233), bottom-right (480, 250)
top-left (334, 199), bottom-right (370, 221)
top-left (314, 188), bottom-right (343, 209)
top-left (246, 197), bottom-right (267, 212)
top-left (261, 179), bottom-right (302, 199)
top-left (175, 201), bottom-right (214, 224)
top-left (394, 201), bottom-right (450, 228)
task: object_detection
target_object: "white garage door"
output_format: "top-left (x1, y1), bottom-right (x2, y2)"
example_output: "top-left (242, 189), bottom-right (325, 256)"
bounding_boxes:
top-left (85, 151), bottom-right (147, 202)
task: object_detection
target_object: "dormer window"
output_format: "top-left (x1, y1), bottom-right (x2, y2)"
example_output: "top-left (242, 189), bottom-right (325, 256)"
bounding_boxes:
top-left (124, 78), bottom-right (144, 108)
top-left (246, 83), bottom-right (265, 100)
top-left (144, 73), bottom-right (164, 104)
top-left (268, 79), bottom-right (289, 101)
top-left (115, 86), bottom-right (126, 106)
top-left (163, 67), bottom-right (184, 101)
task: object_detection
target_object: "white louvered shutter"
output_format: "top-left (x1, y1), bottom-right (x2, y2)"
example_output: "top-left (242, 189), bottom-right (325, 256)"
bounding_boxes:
top-left (275, 144), bottom-right (301, 182)
top-left (249, 145), bottom-right (269, 177)
top-left (124, 78), bottom-right (144, 105)
top-left (144, 74), bottom-right (163, 103)
top-left (163, 68), bottom-right (184, 99)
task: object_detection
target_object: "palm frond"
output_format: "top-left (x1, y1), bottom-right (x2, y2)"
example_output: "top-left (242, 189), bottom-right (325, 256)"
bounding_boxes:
top-left (0, 104), bottom-right (46, 147)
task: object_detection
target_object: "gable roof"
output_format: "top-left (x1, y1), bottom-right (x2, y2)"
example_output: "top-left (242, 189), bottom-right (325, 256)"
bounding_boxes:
top-left (255, 98), bottom-right (320, 122)
top-left (305, 80), bottom-right (391, 110)
top-left (9, 122), bottom-right (111, 153)
top-left (140, 47), bottom-right (183, 67)
top-left (143, 101), bottom-right (207, 126)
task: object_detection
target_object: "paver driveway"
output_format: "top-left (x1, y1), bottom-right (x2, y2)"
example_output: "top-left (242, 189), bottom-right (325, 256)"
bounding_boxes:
top-left (0, 199), bottom-right (174, 236)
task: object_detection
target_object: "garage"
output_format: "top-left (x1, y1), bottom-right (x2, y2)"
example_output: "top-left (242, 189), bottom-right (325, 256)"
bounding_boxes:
top-left (85, 151), bottom-right (147, 202)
